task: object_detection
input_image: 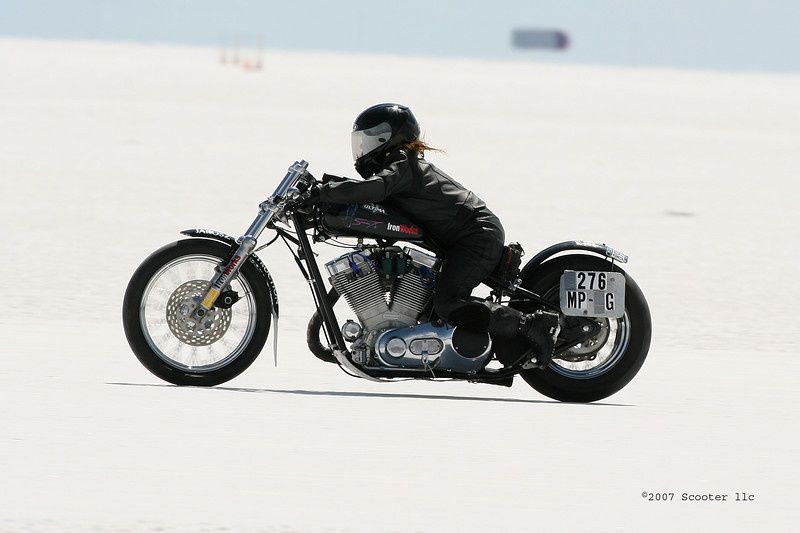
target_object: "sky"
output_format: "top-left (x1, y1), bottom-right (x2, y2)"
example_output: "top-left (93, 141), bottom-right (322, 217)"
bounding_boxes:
top-left (2, 0), bottom-right (800, 72)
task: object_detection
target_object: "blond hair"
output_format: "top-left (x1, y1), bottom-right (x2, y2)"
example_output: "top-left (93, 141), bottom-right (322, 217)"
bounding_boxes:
top-left (402, 138), bottom-right (444, 156)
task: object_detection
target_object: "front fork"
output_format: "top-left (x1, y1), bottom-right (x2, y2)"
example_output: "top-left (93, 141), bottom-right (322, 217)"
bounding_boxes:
top-left (197, 235), bottom-right (256, 312)
top-left (189, 217), bottom-right (268, 323)
top-left (191, 160), bottom-right (309, 322)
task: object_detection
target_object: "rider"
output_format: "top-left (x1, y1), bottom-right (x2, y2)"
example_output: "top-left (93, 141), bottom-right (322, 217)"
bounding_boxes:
top-left (301, 103), bottom-right (559, 367)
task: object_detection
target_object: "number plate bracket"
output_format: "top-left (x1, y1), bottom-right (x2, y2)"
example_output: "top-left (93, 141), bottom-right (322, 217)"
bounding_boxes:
top-left (559, 270), bottom-right (626, 318)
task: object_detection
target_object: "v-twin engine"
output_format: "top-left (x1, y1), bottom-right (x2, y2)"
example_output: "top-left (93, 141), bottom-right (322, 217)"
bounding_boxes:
top-left (325, 247), bottom-right (492, 373)
top-left (326, 247), bottom-right (437, 331)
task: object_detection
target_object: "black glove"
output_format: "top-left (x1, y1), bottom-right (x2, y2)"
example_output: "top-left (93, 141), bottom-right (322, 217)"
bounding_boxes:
top-left (297, 171), bottom-right (316, 193)
top-left (293, 185), bottom-right (321, 209)
top-left (321, 173), bottom-right (349, 184)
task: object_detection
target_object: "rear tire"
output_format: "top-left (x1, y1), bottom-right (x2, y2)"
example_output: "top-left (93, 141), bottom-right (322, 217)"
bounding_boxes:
top-left (123, 239), bottom-right (272, 386)
top-left (515, 254), bottom-right (651, 402)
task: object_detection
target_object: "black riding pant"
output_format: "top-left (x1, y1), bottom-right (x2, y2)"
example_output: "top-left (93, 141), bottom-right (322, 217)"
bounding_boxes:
top-left (432, 213), bottom-right (520, 335)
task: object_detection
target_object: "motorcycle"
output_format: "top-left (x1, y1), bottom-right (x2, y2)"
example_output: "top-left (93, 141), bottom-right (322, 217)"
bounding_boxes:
top-left (123, 160), bottom-right (651, 402)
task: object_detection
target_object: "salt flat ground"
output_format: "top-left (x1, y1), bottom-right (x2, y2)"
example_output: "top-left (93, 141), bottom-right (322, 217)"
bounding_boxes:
top-left (0, 39), bottom-right (798, 532)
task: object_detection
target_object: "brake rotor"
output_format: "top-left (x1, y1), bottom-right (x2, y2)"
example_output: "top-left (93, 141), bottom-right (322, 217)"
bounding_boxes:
top-left (557, 319), bottom-right (610, 362)
top-left (165, 280), bottom-right (232, 346)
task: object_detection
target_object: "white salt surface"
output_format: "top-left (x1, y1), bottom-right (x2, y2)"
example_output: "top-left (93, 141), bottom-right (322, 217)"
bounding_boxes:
top-left (0, 39), bottom-right (798, 531)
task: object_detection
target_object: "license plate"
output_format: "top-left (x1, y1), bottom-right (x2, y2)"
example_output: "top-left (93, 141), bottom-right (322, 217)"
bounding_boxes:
top-left (559, 270), bottom-right (625, 318)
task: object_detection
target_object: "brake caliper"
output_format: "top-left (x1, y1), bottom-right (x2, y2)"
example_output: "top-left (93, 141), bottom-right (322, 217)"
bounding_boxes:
top-left (214, 290), bottom-right (240, 309)
top-left (553, 317), bottom-right (606, 361)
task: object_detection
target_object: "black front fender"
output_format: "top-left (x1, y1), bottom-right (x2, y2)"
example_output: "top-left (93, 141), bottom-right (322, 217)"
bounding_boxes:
top-left (180, 228), bottom-right (279, 318)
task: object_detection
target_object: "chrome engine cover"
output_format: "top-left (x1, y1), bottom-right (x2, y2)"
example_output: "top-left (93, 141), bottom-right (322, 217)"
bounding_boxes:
top-left (390, 247), bottom-right (439, 320)
top-left (326, 250), bottom-right (410, 331)
top-left (327, 247), bottom-right (492, 372)
top-left (373, 322), bottom-right (492, 374)
top-left (325, 247), bottom-right (439, 332)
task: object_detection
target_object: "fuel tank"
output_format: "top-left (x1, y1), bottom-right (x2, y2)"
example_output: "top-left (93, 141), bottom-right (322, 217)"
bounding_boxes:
top-left (321, 203), bottom-right (425, 241)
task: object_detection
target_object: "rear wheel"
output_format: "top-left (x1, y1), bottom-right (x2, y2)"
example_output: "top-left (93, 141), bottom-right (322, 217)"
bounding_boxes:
top-left (123, 239), bottom-right (272, 386)
top-left (515, 254), bottom-right (651, 402)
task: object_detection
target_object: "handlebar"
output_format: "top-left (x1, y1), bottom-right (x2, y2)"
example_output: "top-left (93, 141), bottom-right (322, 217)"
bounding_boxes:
top-left (273, 160), bottom-right (309, 199)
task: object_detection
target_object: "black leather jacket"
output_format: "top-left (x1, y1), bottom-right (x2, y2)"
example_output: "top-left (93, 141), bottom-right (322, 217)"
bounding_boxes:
top-left (318, 150), bottom-right (503, 247)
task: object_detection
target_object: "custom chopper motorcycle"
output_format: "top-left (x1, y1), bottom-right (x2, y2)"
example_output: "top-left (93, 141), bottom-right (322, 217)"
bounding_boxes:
top-left (123, 161), bottom-right (651, 402)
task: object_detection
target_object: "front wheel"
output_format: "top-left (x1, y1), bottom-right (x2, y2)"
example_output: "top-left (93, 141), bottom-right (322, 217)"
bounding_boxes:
top-left (122, 239), bottom-right (272, 386)
top-left (515, 254), bottom-right (651, 402)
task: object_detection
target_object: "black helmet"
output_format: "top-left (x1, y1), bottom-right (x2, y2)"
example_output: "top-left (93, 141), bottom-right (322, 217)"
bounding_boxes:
top-left (351, 103), bottom-right (420, 178)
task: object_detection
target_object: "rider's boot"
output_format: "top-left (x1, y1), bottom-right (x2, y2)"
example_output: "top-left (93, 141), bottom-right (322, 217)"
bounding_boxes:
top-left (517, 311), bottom-right (561, 368)
top-left (486, 305), bottom-right (561, 368)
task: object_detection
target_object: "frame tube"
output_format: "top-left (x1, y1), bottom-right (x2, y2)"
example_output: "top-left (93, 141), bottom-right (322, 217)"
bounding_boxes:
top-left (290, 213), bottom-right (346, 351)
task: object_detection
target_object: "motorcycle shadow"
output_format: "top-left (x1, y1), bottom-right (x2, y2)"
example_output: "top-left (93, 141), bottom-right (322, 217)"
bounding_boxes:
top-left (107, 382), bottom-right (632, 406)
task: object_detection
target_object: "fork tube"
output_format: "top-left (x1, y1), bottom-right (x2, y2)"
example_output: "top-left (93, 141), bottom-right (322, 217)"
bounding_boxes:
top-left (193, 160), bottom-right (308, 314)
top-left (242, 204), bottom-right (275, 241)
top-left (195, 236), bottom-right (255, 311)
top-left (291, 214), bottom-right (346, 350)
top-left (195, 210), bottom-right (270, 312)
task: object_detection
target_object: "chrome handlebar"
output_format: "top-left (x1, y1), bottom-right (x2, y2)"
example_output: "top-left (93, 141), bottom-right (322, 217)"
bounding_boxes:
top-left (245, 159), bottom-right (311, 238)
top-left (272, 160), bottom-right (309, 200)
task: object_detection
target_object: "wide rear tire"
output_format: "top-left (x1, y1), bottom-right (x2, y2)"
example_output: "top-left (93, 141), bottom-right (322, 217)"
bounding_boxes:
top-left (516, 254), bottom-right (651, 402)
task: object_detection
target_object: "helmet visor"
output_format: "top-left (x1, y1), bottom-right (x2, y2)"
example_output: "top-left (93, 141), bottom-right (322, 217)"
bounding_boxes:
top-left (351, 121), bottom-right (392, 161)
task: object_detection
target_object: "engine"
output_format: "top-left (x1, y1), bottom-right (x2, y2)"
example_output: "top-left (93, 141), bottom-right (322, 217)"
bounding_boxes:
top-left (325, 247), bottom-right (493, 373)
top-left (325, 247), bottom-right (439, 332)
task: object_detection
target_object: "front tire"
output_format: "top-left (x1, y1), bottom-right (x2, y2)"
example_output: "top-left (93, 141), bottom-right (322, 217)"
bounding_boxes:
top-left (516, 255), bottom-right (651, 402)
top-left (123, 239), bottom-right (272, 386)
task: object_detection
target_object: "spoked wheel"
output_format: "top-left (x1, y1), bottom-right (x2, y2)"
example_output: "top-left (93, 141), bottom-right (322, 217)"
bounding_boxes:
top-left (547, 296), bottom-right (630, 380)
top-left (515, 254), bottom-right (651, 402)
top-left (123, 239), bottom-right (272, 386)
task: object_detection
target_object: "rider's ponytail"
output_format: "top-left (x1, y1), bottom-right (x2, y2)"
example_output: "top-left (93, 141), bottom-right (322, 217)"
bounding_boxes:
top-left (402, 138), bottom-right (444, 157)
